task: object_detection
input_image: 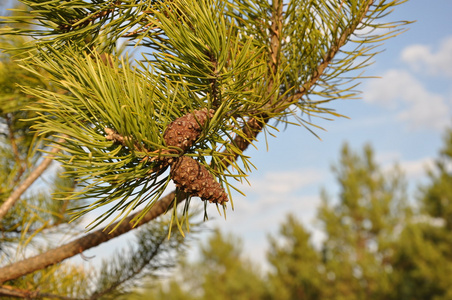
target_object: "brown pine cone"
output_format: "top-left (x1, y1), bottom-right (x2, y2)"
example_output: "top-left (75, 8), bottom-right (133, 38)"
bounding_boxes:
top-left (170, 156), bottom-right (228, 204)
top-left (163, 108), bottom-right (215, 152)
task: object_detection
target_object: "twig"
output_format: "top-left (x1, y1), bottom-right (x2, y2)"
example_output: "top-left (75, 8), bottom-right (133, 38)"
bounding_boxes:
top-left (0, 138), bottom-right (65, 221)
top-left (59, 1), bottom-right (121, 32)
top-left (285, 0), bottom-right (373, 104)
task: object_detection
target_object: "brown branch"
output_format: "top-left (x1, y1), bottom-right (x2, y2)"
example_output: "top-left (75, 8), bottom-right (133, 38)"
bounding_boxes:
top-left (59, 1), bottom-right (121, 32)
top-left (0, 138), bottom-right (66, 221)
top-left (6, 114), bottom-right (22, 167)
top-left (221, 1), bottom-right (374, 165)
top-left (0, 191), bottom-right (177, 284)
top-left (220, 0), bottom-right (283, 164)
top-left (286, 0), bottom-right (374, 104)
top-left (0, 285), bottom-right (77, 299)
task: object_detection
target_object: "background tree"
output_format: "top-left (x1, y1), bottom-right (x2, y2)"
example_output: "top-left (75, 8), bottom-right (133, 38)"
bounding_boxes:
top-left (0, 0), bottom-right (410, 296)
top-left (0, 15), bottom-right (92, 298)
top-left (135, 133), bottom-right (452, 299)
top-left (266, 214), bottom-right (323, 300)
top-left (316, 144), bottom-right (410, 299)
top-left (390, 128), bottom-right (452, 300)
top-left (139, 228), bottom-right (267, 300)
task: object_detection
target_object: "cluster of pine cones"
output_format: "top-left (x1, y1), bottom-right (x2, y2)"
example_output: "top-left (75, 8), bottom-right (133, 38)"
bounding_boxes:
top-left (162, 108), bottom-right (228, 205)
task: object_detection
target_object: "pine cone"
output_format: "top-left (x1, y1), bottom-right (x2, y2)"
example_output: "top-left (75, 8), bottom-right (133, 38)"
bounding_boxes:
top-left (163, 108), bottom-right (215, 152)
top-left (170, 156), bottom-right (228, 204)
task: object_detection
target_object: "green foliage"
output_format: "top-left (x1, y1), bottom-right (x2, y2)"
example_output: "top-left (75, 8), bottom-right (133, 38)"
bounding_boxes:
top-left (267, 215), bottom-right (323, 300)
top-left (317, 144), bottom-right (410, 299)
top-left (0, 13), bottom-right (200, 297)
top-left (138, 228), bottom-right (268, 300)
top-left (421, 129), bottom-right (452, 230)
top-left (198, 229), bottom-right (268, 300)
top-left (0, 32), bottom-right (84, 255)
top-left (0, 0), bottom-right (410, 229)
top-left (388, 128), bottom-right (452, 300)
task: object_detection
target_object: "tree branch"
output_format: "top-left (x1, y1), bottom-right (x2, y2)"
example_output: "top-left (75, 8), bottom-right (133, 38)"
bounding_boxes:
top-left (87, 231), bottom-right (167, 300)
top-left (58, 1), bottom-right (121, 32)
top-left (0, 0), bottom-right (376, 284)
top-left (0, 191), bottom-right (177, 283)
top-left (0, 138), bottom-right (65, 221)
top-left (0, 285), bottom-right (77, 299)
top-left (286, 0), bottom-right (374, 104)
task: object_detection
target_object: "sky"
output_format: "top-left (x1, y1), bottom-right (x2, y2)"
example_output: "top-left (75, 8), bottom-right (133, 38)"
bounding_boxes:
top-left (4, 0), bottom-right (451, 275)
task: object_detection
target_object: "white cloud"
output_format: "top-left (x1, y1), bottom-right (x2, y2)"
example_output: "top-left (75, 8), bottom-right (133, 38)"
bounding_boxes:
top-left (204, 169), bottom-right (326, 231)
top-left (401, 36), bottom-right (452, 77)
top-left (243, 169), bottom-right (325, 196)
top-left (399, 157), bottom-right (435, 179)
top-left (378, 155), bottom-right (435, 180)
top-left (363, 69), bottom-right (451, 130)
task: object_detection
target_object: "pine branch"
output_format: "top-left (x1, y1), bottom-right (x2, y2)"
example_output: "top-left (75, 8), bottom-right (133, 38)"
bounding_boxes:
top-left (224, 0), bottom-right (376, 156)
top-left (0, 138), bottom-right (65, 221)
top-left (58, 0), bottom-right (121, 32)
top-left (88, 226), bottom-right (169, 300)
top-left (0, 0), bottom-right (408, 284)
top-left (0, 106), bottom-right (256, 283)
top-left (286, 0), bottom-right (375, 104)
top-left (0, 285), bottom-right (77, 299)
top-left (0, 190), bottom-right (178, 284)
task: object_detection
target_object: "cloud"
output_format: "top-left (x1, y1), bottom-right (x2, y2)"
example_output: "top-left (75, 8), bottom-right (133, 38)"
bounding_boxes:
top-left (378, 153), bottom-right (435, 180)
top-left (245, 170), bottom-right (324, 193)
top-left (399, 157), bottom-right (435, 179)
top-left (239, 169), bottom-right (324, 203)
top-left (363, 69), bottom-right (451, 130)
top-left (205, 169), bottom-right (326, 227)
top-left (401, 36), bottom-right (452, 77)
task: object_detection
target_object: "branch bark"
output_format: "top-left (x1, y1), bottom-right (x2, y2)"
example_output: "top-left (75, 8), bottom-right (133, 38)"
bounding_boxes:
top-left (286, 0), bottom-right (373, 104)
top-left (0, 285), bottom-right (77, 299)
top-left (0, 191), bottom-right (176, 283)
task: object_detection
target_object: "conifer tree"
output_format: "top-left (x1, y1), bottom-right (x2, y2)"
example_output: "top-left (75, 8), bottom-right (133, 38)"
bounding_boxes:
top-left (266, 214), bottom-right (323, 300)
top-left (317, 144), bottom-right (410, 299)
top-left (0, 0), bottom-right (410, 291)
top-left (390, 128), bottom-right (452, 300)
top-left (140, 228), bottom-right (267, 300)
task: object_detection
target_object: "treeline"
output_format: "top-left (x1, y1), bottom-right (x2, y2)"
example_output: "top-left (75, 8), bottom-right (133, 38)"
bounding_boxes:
top-left (135, 131), bottom-right (452, 300)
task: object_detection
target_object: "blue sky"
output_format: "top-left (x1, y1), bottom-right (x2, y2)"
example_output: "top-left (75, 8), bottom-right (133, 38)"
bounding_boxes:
top-left (184, 0), bottom-right (452, 268)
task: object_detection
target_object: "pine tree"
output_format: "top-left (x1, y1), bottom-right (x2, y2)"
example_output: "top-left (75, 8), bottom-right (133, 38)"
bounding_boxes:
top-left (0, 0), bottom-right (410, 292)
top-left (390, 128), bottom-right (452, 300)
top-left (139, 228), bottom-right (267, 300)
top-left (266, 214), bottom-right (323, 300)
top-left (317, 143), bottom-right (410, 299)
